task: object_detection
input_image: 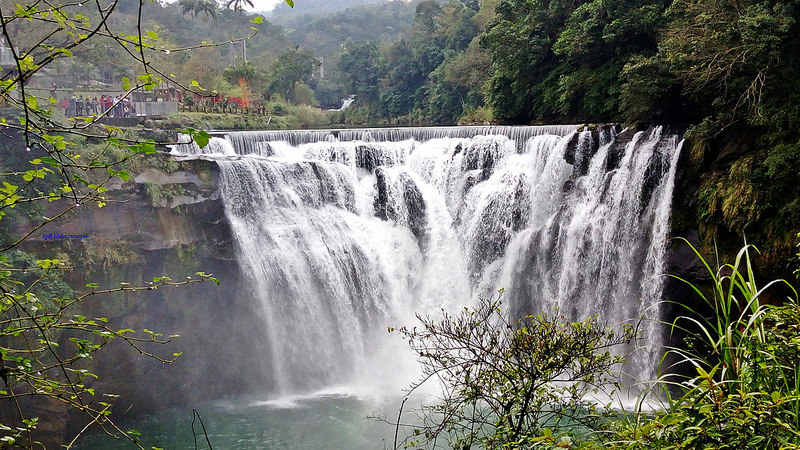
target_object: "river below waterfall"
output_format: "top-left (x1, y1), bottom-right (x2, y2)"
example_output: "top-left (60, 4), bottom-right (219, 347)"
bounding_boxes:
top-left (77, 393), bottom-right (399, 449)
top-left (85, 125), bottom-right (682, 447)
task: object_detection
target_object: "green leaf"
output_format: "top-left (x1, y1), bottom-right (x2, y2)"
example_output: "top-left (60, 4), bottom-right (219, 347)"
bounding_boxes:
top-left (284, 0), bottom-right (293, 6)
top-left (130, 141), bottom-right (156, 154)
top-left (39, 157), bottom-right (59, 167)
top-left (194, 130), bottom-right (211, 149)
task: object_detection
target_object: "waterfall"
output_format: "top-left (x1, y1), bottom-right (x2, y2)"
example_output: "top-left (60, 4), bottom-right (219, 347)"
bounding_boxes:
top-left (329, 95), bottom-right (356, 111)
top-left (171, 125), bottom-right (682, 394)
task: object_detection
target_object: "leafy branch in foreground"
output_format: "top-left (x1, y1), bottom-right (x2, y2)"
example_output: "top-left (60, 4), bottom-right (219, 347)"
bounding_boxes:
top-left (391, 292), bottom-right (634, 449)
top-left (0, 266), bottom-right (219, 448)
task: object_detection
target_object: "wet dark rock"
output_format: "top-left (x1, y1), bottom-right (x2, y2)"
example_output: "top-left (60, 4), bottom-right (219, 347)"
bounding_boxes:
top-left (374, 167), bottom-right (428, 249)
top-left (605, 128), bottom-right (638, 172)
top-left (563, 132), bottom-right (582, 166)
top-left (355, 144), bottom-right (403, 173)
top-left (356, 145), bottom-right (381, 172)
top-left (462, 140), bottom-right (498, 182)
top-left (463, 171), bottom-right (481, 195)
top-left (639, 146), bottom-right (669, 213)
top-left (564, 129), bottom-right (600, 177)
top-left (466, 172), bottom-right (531, 282)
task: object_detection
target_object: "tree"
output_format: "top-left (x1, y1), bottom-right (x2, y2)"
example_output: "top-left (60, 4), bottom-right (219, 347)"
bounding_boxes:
top-left (480, 0), bottom-right (669, 123)
top-left (196, 0), bottom-right (218, 19)
top-left (179, 0), bottom-right (198, 18)
top-left (337, 40), bottom-right (382, 101)
top-left (393, 293), bottom-right (633, 448)
top-left (0, 0), bottom-right (293, 446)
top-left (225, 0), bottom-right (255, 12)
top-left (223, 60), bottom-right (261, 85)
top-left (267, 48), bottom-right (317, 100)
top-left (180, 0), bottom-right (217, 19)
top-left (658, 0), bottom-right (799, 128)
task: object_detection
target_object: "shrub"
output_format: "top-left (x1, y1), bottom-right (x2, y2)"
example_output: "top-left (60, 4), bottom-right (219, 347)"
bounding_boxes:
top-left (393, 292), bottom-right (634, 449)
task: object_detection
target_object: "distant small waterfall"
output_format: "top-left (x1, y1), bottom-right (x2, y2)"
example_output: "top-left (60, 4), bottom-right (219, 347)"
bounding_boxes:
top-left (329, 95), bottom-right (356, 111)
top-left (172, 125), bottom-right (682, 394)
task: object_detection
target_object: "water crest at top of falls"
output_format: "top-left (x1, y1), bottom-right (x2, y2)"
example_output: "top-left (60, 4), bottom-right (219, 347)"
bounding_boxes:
top-left (172, 125), bottom-right (682, 395)
top-left (220, 124), bottom-right (576, 154)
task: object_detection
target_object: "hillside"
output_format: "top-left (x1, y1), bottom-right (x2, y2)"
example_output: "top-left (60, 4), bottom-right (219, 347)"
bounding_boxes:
top-left (277, 1), bottom-right (417, 56)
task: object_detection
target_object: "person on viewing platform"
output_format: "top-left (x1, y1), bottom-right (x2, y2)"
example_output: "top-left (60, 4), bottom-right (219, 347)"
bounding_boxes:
top-left (68, 95), bottom-right (76, 116)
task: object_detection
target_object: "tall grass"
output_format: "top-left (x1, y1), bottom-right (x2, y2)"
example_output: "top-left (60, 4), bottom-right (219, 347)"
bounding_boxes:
top-left (614, 239), bottom-right (800, 448)
top-left (666, 239), bottom-right (792, 388)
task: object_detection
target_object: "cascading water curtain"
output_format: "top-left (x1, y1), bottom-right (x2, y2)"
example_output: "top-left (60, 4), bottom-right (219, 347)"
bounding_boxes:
top-left (172, 125), bottom-right (681, 393)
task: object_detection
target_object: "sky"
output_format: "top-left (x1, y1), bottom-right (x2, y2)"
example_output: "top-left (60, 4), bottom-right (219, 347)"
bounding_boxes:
top-left (248, 0), bottom-right (285, 13)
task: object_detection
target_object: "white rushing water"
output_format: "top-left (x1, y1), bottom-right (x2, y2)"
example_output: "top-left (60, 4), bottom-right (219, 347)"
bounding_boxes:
top-left (172, 125), bottom-right (682, 396)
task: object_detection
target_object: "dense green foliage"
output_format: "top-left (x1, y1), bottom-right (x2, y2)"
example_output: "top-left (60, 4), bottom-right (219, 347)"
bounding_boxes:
top-left (333, 0), bottom-right (490, 124)
top-left (305, 0), bottom-right (795, 131)
top-left (482, 0), bottom-right (669, 123)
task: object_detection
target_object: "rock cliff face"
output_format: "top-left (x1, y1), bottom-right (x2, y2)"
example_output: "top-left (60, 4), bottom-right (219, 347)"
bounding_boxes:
top-left (52, 158), bottom-right (229, 254)
top-left (22, 155), bottom-right (276, 437)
